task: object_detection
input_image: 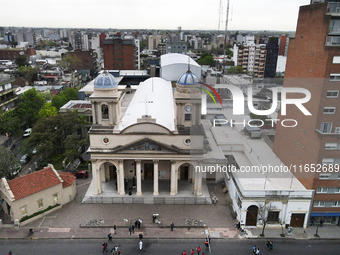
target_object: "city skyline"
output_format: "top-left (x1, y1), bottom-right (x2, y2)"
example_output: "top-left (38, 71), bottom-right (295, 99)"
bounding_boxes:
top-left (2, 0), bottom-right (310, 31)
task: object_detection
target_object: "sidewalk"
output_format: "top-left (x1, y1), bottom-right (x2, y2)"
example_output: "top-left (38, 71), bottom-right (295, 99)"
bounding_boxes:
top-left (243, 224), bottom-right (340, 240)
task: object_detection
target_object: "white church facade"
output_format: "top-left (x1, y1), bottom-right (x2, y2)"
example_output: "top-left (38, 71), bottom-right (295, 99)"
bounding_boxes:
top-left (84, 63), bottom-right (210, 204)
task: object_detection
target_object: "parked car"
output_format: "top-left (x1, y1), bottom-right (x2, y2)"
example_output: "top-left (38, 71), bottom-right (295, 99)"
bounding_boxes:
top-left (11, 163), bottom-right (22, 177)
top-left (23, 128), bottom-right (32, 138)
top-left (73, 170), bottom-right (88, 179)
top-left (20, 154), bottom-right (30, 164)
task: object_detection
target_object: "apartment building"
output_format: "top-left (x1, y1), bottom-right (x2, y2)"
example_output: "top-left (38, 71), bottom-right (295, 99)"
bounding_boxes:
top-left (103, 33), bottom-right (138, 70)
top-left (273, 0), bottom-right (340, 225)
top-left (233, 36), bottom-right (266, 78)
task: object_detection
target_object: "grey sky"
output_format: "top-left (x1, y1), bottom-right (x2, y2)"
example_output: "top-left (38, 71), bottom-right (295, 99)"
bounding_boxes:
top-left (2, 0), bottom-right (310, 31)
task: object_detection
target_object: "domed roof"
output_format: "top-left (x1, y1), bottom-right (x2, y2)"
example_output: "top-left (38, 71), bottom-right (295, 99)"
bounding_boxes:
top-left (94, 71), bottom-right (118, 89)
top-left (177, 71), bottom-right (200, 86)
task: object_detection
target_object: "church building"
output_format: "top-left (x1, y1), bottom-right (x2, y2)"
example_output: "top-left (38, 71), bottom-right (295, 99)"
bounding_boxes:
top-left (85, 59), bottom-right (210, 204)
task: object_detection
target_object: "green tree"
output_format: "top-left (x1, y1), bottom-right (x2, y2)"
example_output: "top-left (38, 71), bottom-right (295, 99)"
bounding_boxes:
top-left (51, 88), bottom-right (78, 111)
top-left (16, 88), bottom-right (47, 127)
top-left (198, 53), bottom-right (216, 67)
top-left (17, 66), bottom-right (39, 83)
top-left (58, 54), bottom-right (82, 71)
top-left (15, 54), bottom-right (29, 67)
top-left (28, 111), bottom-right (86, 159)
top-left (38, 102), bottom-right (58, 120)
top-left (0, 145), bottom-right (19, 180)
top-left (0, 110), bottom-right (21, 136)
top-left (227, 66), bottom-right (243, 74)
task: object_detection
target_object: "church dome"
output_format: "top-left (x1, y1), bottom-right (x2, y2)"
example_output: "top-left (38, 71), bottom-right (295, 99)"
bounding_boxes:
top-left (177, 71), bottom-right (200, 86)
top-left (94, 71), bottom-right (118, 89)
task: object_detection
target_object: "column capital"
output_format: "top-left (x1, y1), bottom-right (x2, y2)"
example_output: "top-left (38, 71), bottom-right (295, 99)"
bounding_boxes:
top-left (170, 160), bottom-right (177, 164)
top-left (153, 159), bottom-right (159, 163)
top-left (91, 159), bottom-right (97, 164)
top-left (118, 159), bottom-right (124, 163)
top-left (135, 159), bottom-right (142, 163)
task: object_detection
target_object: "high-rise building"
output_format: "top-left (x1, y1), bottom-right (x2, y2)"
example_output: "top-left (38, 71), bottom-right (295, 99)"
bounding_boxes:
top-left (264, 37), bottom-right (279, 78)
top-left (279, 35), bottom-right (289, 56)
top-left (103, 33), bottom-right (138, 70)
top-left (274, 1), bottom-right (340, 224)
top-left (148, 35), bottom-right (162, 51)
top-left (233, 36), bottom-right (266, 78)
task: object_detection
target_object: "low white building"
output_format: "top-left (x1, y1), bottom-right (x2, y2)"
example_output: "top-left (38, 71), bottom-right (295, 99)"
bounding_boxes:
top-left (0, 165), bottom-right (76, 226)
top-left (201, 109), bottom-right (314, 228)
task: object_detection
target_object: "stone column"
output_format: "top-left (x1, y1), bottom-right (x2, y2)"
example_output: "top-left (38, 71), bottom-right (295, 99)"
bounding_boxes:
top-left (153, 160), bottom-right (159, 196)
top-left (195, 170), bottom-right (203, 196)
top-left (136, 160), bottom-right (142, 196)
top-left (118, 160), bottom-right (125, 195)
top-left (170, 160), bottom-right (177, 196)
top-left (92, 160), bottom-right (102, 195)
top-left (92, 102), bottom-right (97, 124)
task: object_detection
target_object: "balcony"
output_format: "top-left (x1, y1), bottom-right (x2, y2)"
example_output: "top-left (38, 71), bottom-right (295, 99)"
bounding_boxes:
top-left (329, 26), bottom-right (340, 35)
top-left (327, 3), bottom-right (340, 15)
top-left (325, 36), bottom-right (340, 46)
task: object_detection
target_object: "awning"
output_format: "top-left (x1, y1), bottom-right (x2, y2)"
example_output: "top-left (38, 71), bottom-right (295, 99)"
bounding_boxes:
top-left (311, 212), bottom-right (340, 217)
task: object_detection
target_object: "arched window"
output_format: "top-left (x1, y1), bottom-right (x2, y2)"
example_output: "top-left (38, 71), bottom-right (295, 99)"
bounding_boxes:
top-left (101, 104), bottom-right (109, 119)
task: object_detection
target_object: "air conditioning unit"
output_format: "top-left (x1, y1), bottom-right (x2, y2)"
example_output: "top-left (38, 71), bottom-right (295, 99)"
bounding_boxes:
top-left (334, 127), bottom-right (340, 133)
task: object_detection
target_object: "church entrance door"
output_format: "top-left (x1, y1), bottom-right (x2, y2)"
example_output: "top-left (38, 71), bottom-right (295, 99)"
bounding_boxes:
top-left (144, 163), bottom-right (154, 180)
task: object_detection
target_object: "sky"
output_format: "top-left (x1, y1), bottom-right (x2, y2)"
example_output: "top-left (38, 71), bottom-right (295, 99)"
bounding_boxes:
top-left (1, 0), bottom-right (311, 31)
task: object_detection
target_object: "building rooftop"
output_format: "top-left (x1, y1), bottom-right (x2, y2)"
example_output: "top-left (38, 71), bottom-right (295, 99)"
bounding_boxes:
top-left (204, 108), bottom-right (309, 192)
top-left (7, 167), bottom-right (61, 200)
top-left (120, 77), bottom-right (175, 131)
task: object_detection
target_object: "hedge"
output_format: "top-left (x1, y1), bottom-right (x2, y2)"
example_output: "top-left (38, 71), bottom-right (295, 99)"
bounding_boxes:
top-left (20, 204), bottom-right (61, 223)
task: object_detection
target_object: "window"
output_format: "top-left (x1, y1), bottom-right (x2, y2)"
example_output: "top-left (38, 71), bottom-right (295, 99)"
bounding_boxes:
top-left (335, 187), bottom-right (340, 193)
top-left (320, 122), bottom-right (333, 133)
top-left (333, 56), bottom-right (340, 64)
top-left (332, 201), bottom-right (340, 207)
top-left (21, 206), bottom-right (27, 216)
top-left (53, 193), bottom-right (58, 203)
top-left (185, 114), bottom-right (192, 121)
top-left (326, 90), bottom-right (339, 98)
top-left (330, 74), bottom-right (340, 81)
top-left (322, 158), bottom-right (334, 165)
top-left (314, 201), bottom-right (325, 207)
top-left (267, 211), bottom-right (280, 223)
top-left (38, 199), bottom-right (43, 209)
top-left (317, 187), bottom-right (328, 193)
top-left (323, 107), bottom-right (336, 114)
top-left (101, 104), bottom-right (109, 119)
top-left (319, 173), bottom-right (330, 179)
top-left (325, 143), bottom-right (338, 150)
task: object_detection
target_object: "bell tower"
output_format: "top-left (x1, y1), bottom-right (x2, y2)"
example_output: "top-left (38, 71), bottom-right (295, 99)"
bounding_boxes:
top-left (90, 71), bottom-right (122, 128)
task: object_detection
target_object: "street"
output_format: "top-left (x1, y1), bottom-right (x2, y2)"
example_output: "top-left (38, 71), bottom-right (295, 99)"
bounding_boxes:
top-left (0, 239), bottom-right (340, 255)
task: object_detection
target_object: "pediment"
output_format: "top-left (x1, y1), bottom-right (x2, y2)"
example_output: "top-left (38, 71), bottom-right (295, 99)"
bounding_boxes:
top-left (112, 138), bottom-right (183, 154)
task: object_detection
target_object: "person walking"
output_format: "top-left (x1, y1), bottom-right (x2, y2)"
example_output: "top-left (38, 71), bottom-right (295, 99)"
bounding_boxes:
top-left (170, 223), bottom-right (174, 231)
top-left (196, 246), bottom-right (201, 255)
top-left (108, 232), bottom-right (112, 241)
top-left (113, 225), bottom-right (117, 235)
top-left (137, 219), bottom-right (141, 229)
top-left (129, 226), bottom-right (132, 236)
top-left (190, 249), bottom-right (194, 255)
top-left (131, 224), bottom-right (135, 234)
top-left (182, 251), bottom-right (186, 255)
top-left (255, 248), bottom-right (260, 255)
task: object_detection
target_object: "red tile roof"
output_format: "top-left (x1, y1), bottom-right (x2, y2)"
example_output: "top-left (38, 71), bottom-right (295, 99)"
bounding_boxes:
top-left (59, 172), bottom-right (76, 188)
top-left (7, 167), bottom-right (61, 200)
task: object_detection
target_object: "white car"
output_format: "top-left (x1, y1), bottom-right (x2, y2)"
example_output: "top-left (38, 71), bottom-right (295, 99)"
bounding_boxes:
top-left (20, 154), bottom-right (29, 164)
top-left (23, 128), bottom-right (32, 138)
